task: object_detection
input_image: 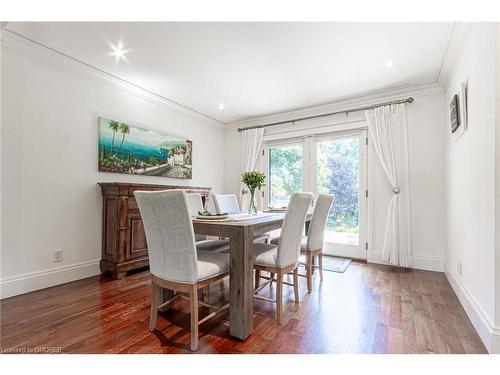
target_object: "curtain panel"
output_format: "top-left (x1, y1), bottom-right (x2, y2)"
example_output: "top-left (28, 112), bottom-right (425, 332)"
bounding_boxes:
top-left (365, 104), bottom-right (412, 267)
top-left (239, 128), bottom-right (264, 211)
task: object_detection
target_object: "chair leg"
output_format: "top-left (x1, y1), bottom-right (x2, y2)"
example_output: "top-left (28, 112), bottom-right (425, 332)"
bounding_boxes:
top-left (254, 270), bottom-right (261, 289)
top-left (293, 267), bottom-right (299, 303)
top-left (269, 272), bottom-right (275, 289)
top-left (306, 253), bottom-right (313, 293)
top-left (149, 281), bottom-right (161, 331)
top-left (318, 253), bottom-right (324, 281)
top-left (190, 285), bottom-right (199, 351)
top-left (276, 271), bottom-right (283, 323)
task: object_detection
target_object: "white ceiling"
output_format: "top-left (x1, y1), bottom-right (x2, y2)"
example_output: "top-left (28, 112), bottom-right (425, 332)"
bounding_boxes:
top-left (7, 22), bottom-right (454, 124)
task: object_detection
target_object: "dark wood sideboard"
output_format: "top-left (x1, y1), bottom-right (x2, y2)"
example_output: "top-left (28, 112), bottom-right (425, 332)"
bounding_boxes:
top-left (98, 182), bottom-right (211, 279)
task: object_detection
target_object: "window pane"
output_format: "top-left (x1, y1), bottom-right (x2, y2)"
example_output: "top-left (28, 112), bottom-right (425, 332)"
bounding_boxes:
top-left (269, 144), bottom-right (303, 208)
top-left (316, 137), bottom-right (359, 246)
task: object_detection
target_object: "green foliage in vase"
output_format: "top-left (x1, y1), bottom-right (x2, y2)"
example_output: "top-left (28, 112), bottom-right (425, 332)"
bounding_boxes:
top-left (241, 171), bottom-right (266, 190)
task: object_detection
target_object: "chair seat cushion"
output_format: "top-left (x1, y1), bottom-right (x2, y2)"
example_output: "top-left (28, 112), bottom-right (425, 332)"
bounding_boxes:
top-left (197, 251), bottom-right (230, 281)
top-left (196, 239), bottom-right (230, 252)
top-left (253, 242), bottom-right (279, 267)
top-left (270, 236), bottom-right (309, 250)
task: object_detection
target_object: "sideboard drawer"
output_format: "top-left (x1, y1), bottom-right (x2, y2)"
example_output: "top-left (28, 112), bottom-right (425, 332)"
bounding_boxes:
top-left (127, 197), bottom-right (139, 212)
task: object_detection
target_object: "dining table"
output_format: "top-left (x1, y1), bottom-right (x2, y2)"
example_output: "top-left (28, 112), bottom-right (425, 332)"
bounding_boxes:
top-left (160, 211), bottom-right (312, 340)
top-left (194, 211), bottom-right (312, 339)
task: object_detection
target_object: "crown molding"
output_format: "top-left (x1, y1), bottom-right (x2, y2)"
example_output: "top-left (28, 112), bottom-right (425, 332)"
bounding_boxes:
top-left (437, 22), bottom-right (476, 91)
top-left (1, 29), bottom-right (225, 128)
top-left (224, 82), bottom-right (444, 130)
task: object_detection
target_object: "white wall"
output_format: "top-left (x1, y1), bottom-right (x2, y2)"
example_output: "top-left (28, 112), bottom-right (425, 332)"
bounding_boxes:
top-left (0, 27), bottom-right (5, 298)
top-left (224, 87), bottom-right (447, 272)
top-left (496, 23), bottom-right (500, 341)
top-left (441, 23), bottom-right (498, 353)
top-left (0, 37), bottom-right (225, 298)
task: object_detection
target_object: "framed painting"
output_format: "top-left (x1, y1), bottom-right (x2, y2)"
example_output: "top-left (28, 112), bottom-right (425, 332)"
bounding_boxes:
top-left (98, 117), bottom-right (192, 179)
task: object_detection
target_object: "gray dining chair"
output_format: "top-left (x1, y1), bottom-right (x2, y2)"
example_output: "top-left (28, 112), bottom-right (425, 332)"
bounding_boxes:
top-left (134, 190), bottom-right (230, 351)
top-left (271, 193), bottom-right (334, 292)
top-left (186, 193), bottom-right (230, 252)
top-left (212, 193), bottom-right (241, 214)
top-left (253, 192), bottom-right (313, 322)
top-left (212, 193), bottom-right (270, 243)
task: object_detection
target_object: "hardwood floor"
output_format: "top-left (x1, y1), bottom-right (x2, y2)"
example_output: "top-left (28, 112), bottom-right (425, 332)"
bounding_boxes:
top-left (0, 261), bottom-right (487, 354)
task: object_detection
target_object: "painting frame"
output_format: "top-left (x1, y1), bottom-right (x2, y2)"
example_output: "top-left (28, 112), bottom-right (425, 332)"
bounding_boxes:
top-left (98, 116), bottom-right (193, 179)
top-left (459, 79), bottom-right (469, 132)
top-left (450, 79), bottom-right (469, 140)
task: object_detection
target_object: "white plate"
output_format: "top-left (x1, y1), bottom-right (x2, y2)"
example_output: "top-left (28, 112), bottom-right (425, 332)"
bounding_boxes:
top-left (195, 214), bottom-right (228, 220)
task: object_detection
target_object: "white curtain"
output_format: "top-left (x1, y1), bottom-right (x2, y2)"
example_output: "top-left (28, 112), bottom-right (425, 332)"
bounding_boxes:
top-left (239, 128), bottom-right (265, 211)
top-left (365, 104), bottom-right (412, 267)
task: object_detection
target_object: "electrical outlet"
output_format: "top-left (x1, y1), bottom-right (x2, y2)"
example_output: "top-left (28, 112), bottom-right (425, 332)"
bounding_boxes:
top-left (53, 249), bottom-right (63, 263)
top-left (457, 261), bottom-right (462, 277)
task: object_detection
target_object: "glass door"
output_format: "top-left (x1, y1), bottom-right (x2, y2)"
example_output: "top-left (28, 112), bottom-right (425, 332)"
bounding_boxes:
top-left (264, 141), bottom-right (304, 209)
top-left (263, 130), bottom-right (367, 260)
top-left (313, 130), bottom-right (367, 259)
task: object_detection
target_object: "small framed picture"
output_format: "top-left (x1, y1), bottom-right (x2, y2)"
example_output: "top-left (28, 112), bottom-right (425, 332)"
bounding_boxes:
top-left (450, 94), bottom-right (460, 134)
top-left (451, 79), bottom-right (469, 139)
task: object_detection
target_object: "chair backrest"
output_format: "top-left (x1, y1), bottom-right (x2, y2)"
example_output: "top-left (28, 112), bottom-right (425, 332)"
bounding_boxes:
top-left (134, 190), bottom-right (198, 284)
top-left (186, 192), bottom-right (205, 216)
top-left (186, 193), bottom-right (208, 242)
top-left (277, 192), bottom-right (313, 268)
top-left (212, 194), bottom-right (240, 214)
top-left (306, 194), bottom-right (335, 251)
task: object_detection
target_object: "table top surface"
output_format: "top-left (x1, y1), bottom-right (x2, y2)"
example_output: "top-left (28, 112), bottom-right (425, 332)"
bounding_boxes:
top-left (192, 212), bottom-right (311, 228)
top-left (192, 212), bottom-right (281, 226)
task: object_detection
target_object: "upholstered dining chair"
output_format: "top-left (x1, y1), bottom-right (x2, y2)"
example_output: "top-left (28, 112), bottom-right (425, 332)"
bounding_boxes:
top-left (271, 193), bottom-right (334, 293)
top-left (186, 193), bottom-right (230, 252)
top-left (253, 192), bottom-right (313, 323)
top-left (134, 190), bottom-right (230, 351)
top-left (212, 193), bottom-right (270, 243)
top-left (212, 193), bottom-right (240, 214)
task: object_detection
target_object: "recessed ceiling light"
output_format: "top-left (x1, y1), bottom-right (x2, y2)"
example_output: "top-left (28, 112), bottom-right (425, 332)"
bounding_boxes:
top-left (217, 102), bottom-right (226, 111)
top-left (109, 41), bottom-right (130, 62)
top-left (385, 59), bottom-right (394, 68)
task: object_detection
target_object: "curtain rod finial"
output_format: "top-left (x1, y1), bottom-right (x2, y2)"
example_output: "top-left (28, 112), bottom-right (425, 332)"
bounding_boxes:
top-left (408, 97), bottom-right (414, 103)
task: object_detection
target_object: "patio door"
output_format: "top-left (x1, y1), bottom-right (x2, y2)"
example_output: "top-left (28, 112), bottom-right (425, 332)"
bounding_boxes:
top-left (263, 129), bottom-right (367, 260)
top-left (311, 130), bottom-right (367, 259)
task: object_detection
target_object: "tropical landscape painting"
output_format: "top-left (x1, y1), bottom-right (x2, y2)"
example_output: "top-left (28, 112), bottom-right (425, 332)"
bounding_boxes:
top-left (98, 117), bottom-right (192, 179)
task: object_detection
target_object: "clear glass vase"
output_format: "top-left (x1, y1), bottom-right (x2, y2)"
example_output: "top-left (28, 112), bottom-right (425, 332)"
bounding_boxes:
top-left (248, 188), bottom-right (258, 215)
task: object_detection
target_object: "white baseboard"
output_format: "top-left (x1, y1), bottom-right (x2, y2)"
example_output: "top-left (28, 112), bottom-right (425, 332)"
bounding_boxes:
top-left (444, 262), bottom-right (500, 354)
top-left (369, 252), bottom-right (444, 272)
top-left (0, 259), bottom-right (101, 299)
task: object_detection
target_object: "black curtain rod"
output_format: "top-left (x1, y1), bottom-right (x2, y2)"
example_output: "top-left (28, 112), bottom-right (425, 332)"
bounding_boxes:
top-left (237, 97), bottom-right (414, 132)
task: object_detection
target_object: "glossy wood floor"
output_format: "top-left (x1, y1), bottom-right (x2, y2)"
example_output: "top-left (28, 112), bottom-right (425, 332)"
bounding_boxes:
top-left (0, 261), bottom-right (487, 354)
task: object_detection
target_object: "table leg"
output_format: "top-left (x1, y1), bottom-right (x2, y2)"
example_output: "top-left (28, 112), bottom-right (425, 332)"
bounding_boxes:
top-left (229, 226), bottom-right (254, 339)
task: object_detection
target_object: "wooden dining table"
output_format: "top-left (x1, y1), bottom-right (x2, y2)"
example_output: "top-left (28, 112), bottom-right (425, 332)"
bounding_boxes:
top-left (186, 212), bottom-right (312, 340)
